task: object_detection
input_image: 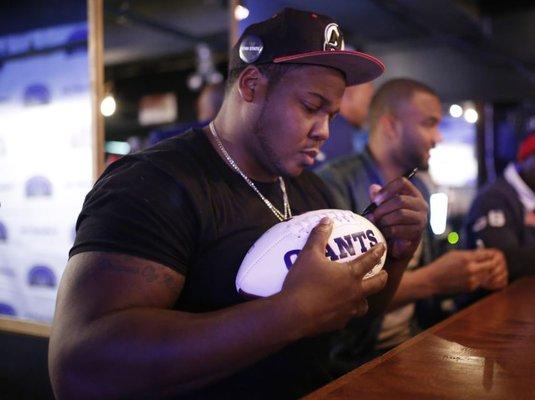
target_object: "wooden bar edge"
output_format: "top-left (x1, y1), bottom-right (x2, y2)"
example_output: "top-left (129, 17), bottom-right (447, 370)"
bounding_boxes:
top-left (302, 278), bottom-right (531, 399)
top-left (0, 316), bottom-right (51, 338)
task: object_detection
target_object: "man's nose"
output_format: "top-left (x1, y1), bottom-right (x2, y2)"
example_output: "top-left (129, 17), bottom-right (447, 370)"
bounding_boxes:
top-left (433, 128), bottom-right (444, 146)
top-left (311, 116), bottom-right (330, 142)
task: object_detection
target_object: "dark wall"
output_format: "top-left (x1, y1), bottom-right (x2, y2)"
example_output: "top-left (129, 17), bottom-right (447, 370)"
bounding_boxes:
top-left (1, 0), bottom-right (86, 36)
top-left (104, 59), bottom-right (228, 142)
top-left (0, 332), bottom-right (54, 399)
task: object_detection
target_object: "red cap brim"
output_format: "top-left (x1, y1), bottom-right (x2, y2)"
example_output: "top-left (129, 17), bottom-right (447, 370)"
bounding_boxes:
top-left (274, 50), bottom-right (385, 85)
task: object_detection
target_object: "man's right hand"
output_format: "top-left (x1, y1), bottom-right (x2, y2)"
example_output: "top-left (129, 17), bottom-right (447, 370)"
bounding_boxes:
top-left (428, 249), bottom-right (499, 295)
top-left (280, 217), bottom-right (388, 337)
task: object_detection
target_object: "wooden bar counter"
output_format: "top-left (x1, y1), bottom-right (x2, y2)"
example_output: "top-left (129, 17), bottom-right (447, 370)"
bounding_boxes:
top-left (304, 276), bottom-right (535, 400)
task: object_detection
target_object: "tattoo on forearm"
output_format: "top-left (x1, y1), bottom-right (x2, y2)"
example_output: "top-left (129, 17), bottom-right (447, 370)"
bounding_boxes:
top-left (141, 265), bottom-right (158, 283)
top-left (95, 257), bottom-right (179, 292)
top-left (162, 273), bottom-right (180, 292)
top-left (100, 259), bottom-right (140, 275)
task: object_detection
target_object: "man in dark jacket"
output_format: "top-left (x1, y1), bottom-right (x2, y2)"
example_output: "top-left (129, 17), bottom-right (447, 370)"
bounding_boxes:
top-left (317, 78), bottom-right (507, 374)
top-left (465, 132), bottom-right (535, 280)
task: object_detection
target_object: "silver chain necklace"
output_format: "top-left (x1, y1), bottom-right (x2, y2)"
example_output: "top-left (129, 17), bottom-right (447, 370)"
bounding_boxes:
top-left (208, 121), bottom-right (292, 222)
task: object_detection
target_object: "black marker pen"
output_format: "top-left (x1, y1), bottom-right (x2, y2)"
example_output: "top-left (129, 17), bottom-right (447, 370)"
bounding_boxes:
top-left (361, 167), bottom-right (418, 216)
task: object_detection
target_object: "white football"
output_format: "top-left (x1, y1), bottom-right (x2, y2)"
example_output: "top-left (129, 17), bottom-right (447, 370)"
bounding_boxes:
top-left (236, 209), bottom-right (387, 297)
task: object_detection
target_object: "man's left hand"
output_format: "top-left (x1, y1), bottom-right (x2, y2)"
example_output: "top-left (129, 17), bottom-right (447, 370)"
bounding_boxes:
top-left (367, 177), bottom-right (428, 260)
top-left (479, 248), bottom-right (508, 290)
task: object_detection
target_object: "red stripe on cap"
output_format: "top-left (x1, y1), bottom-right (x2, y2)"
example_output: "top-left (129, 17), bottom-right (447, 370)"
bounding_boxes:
top-left (274, 50), bottom-right (386, 71)
top-left (518, 133), bottom-right (535, 162)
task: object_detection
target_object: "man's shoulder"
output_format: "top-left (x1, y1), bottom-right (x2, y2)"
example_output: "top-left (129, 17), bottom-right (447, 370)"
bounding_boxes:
top-left (94, 128), bottom-right (213, 195)
top-left (474, 177), bottom-right (517, 205)
top-left (141, 128), bottom-right (209, 166)
top-left (294, 168), bottom-right (325, 183)
top-left (313, 155), bottom-right (368, 210)
top-left (124, 128), bottom-right (208, 170)
top-left (467, 177), bottom-right (522, 221)
top-left (318, 152), bottom-right (365, 172)
top-left (316, 153), bottom-right (366, 180)
top-left (286, 170), bottom-right (339, 210)
top-left (290, 169), bottom-right (330, 195)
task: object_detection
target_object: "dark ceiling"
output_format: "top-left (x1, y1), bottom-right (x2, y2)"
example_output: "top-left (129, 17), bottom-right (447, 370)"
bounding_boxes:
top-left (103, 0), bottom-right (535, 97)
top-left (103, 0), bottom-right (535, 63)
top-left (2, 0), bottom-right (533, 140)
top-left (104, 0), bottom-right (228, 66)
top-left (101, 0), bottom-right (535, 139)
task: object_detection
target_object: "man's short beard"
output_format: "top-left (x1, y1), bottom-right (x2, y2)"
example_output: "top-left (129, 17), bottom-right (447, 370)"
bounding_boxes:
top-left (417, 158), bottom-right (430, 171)
top-left (411, 144), bottom-right (430, 171)
top-left (400, 130), bottom-right (428, 172)
top-left (251, 100), bottom-right (288, 178)
top-left (407, 150), bottom-right (428, 171)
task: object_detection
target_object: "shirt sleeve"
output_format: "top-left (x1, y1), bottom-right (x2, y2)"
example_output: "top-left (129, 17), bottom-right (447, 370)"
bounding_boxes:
top-left (70, 158), bottom-right (198, 276)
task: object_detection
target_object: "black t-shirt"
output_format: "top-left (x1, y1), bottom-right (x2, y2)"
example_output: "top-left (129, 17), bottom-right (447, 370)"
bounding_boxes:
top-left (71, 128), bottom-right (337, 399)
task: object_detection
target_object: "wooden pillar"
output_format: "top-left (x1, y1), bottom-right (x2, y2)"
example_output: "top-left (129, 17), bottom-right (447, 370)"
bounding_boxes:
top-left (229, 0), bottom-right (240, 49)
top-left (88, 0), bottom-right (105, 180)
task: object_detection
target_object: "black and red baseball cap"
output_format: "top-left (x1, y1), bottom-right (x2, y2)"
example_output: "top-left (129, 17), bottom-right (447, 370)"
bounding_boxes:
top-left (229, 7), bottom-right (385, 86)
top-left (518, 133), bottom-right (535, 162)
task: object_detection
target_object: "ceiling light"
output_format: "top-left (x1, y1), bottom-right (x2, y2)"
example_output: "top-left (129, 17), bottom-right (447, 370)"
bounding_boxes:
top-left (187, 74), bottom-right (203, 91)
top-left (449, 104), bottom-right (462, 118)
top-left (234, 5), bottom-right (249, 21)
top-left (464, 108), bottom-right (478, 124)
top-left (100, 95), bottom-right (116, 117)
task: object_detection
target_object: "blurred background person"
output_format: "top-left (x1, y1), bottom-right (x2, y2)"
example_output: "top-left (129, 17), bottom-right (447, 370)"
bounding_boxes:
top-left (147, 82), bottom-right (225, 146)
top-left (465, 128), bottom-right (535, 281)
top-left (316, 80), bottom-right (374, 166)
top-left (196, 82), bottom-right (225, 124)
top-left (317, 78), bottom-right (507, 375)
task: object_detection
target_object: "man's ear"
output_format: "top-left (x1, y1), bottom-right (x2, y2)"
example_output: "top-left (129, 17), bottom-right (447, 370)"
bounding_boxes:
top-left (380, 113), bottom-right (402, 140)
top-left (237, 66), bottom-right (267, 102)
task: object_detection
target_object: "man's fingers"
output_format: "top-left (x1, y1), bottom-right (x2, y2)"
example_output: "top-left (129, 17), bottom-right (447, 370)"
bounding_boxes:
top-left (380, 224), bottom-right (423, 240)
top-left (375, 208), bottom-right (424, 227)
top-left (368, 184), bottom-right (382, 202)
top-left (352, 298), bottom-right (369, 316)
top-left (492, 271), bottom-right (508, 283)
top-left (302, 217), bottom-right (333, 254)
top-left (472, 250), bottom-right (492, 262)
top-left (484, 271), bottom-right (508, 290)
top-left (361, 270), bottom-right (388, 297)
top-left (489, 266), bottom-right (508, 282)
top-left (495, 276), bottom-right (508, 288)
top-left (373, 177), bottom-right (421, 205)
top-left (468, 258), bottom-right (496, 275)
top-left (472, 248), bottom-right (501, 262)
top-left (372, 195), bottom-right (428, 223)
top-left (490, 258), bottom-right (507, 274)
top-left (348, 243), bottom-right (386, 278)
top-left (391, 239), bottom-right (415, 259)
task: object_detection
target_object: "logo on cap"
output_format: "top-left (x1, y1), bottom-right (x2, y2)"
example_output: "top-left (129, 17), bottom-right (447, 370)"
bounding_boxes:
top-left (239, 35), bottom-right (264, 64)
top-left (323, 23), bottom-right (344, 51)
